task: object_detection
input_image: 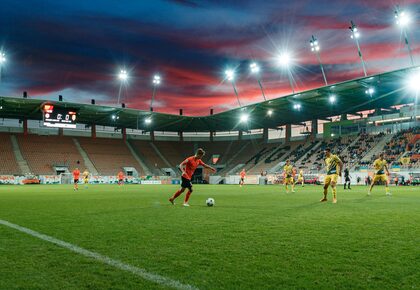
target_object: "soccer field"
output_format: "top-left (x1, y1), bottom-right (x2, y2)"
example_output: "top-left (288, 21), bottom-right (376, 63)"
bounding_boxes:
top-left (0, 184), bottom-right (418, 289)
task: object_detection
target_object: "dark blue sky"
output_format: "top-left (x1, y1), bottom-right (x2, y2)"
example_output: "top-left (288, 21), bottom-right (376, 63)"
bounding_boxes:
top-left (0, 0), bottom-right (419, 115)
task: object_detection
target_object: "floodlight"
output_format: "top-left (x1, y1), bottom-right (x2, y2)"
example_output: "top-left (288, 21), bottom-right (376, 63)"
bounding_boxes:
top-left (310, 37), bottom-right (320, 52)
top-left (240, 113), bottom-right (249, 123)
top-left (250, 62), bottom-right (260, 74)
top-left (293, 104), bottom-right (301, 110)
top-left (329, 95), bottom-right (336, 104)
top-left (365, 87), bottom-right (375, 95)
top-left (118, 70), bottom-right (128, 81)
top-left (407, 72), bottom-right (420, 92)
top-left (153, 75), bottom-right (161, 85)
top-left (225, 69), bottom-right (235, 81)
top-left (267, 109), bottom-right (273, 116)
top-left (0, 52), bottom-right (5, 63)
top-left (145, 117), bottom-right (152, 124)
top-left (395, 11), bottom-right (410, 27)
top-left (277, 52), bottom-right (291, 67)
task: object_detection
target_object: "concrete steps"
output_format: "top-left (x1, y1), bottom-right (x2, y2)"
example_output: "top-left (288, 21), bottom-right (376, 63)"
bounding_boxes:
top-left (73, 138), bottom-right (99, 175)
top-left (10, 135), bottom-right (31, 175)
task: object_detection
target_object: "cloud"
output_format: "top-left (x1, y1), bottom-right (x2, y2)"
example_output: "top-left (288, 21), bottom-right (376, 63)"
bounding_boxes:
top-left (0, 0), bottom-right (418, 116)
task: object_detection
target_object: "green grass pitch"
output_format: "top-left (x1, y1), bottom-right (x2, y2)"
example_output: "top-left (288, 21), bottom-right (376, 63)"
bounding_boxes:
top-left (0, 184), bottom-right (419, 289)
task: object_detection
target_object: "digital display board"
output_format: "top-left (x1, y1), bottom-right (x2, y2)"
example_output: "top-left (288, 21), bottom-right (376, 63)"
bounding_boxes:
top-left (42, 104), bottom-right (77, 129)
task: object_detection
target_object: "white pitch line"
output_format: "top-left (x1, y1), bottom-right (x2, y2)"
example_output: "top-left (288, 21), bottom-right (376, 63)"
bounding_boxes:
top-left (0, 219), bottom-right (198, 290)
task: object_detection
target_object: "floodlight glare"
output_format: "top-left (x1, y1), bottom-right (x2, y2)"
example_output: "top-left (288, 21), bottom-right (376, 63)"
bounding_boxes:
top-left (145, 117), bottom-right (152, 124)
top-left (395, 11), bottom-right (410, 27)
top-left (277, 52), bottom-right (291, 67)
top-left (267, 109), bottom-right (273, 116)
top-left (225, 69), bottom-right (235, 81)
top-left (153, 75), bottom-right (161, 85)
top-left (293, 104), bottom-right (301, 110)
top-left (329, 95), bottom-right (336, 104)
top-left (118, 70), bottom-right (128, 81)
top-left (0, 52), bottom-right (5, 63)
top-left (240, 113), bottom-right (249, 123)
top-left (407, 72), bottom-right (420, 92)
top-left (349, 23), bottom-right (360, 39)
top-left (250, 62), bottom-right (260, 74)
top-left (365, 87), bottom-right (375, 95)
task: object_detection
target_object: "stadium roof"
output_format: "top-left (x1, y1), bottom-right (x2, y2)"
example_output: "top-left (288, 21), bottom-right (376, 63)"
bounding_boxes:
top-left (0, 66), bottom-right (419, 132)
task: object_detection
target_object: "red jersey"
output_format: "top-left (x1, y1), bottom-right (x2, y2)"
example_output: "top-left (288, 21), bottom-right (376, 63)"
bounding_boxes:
top-left (240, 171), bottom-right (246, 178)
top-left (182, 156), bottom-right (205, 180)
top-left (73, 169), bottom-right (80, 179)
top-left (118, 172), bottom-right (124, 179)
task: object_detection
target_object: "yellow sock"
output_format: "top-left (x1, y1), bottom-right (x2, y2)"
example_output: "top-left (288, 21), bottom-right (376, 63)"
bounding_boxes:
top-left (292, 184), bottom-right (295, 191)
top-left (385, 187), bottom-right (389, 193)
top-left (285, 185), bottom-right (288, 191)
top-left (332, 187), bottom-right (337, 199)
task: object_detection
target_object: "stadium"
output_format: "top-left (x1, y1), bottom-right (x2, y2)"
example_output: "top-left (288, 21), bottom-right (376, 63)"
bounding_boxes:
top-left (0, 1), bottom-right (419, 289)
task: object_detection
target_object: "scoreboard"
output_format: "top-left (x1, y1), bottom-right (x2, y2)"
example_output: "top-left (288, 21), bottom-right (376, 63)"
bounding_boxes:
top-left (42, 104), bottom-right (77, 129)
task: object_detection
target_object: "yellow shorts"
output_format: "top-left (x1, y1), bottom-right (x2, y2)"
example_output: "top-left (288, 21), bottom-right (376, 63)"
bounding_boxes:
top-left (284, 177), bottom-right (294, 184)
top-left (297, 177), bottom-right (303, 182)
top-left (84, 178), bottom-right (89, 184)
top-left (324, 174), bottom-right (338, 184)
top-left (373, 174), bottom-right (388, 183)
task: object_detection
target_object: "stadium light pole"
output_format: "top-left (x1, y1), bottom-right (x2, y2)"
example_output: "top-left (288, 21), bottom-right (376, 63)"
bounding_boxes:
top-left (277, 52), bottom-right (295, 94)
top-left (310, 35), bottom-right (328, 86)
top-left (0, 52), bottom-right (6, 83)
top-left (150, 74), bottom-right (161, 111)
top-left (225, 69), bottom-right (242, 107)
top-left (395, 6), bottom-right (415, 66)
top-left (117, 69), bottom-right (128, 105)
top-left (349, 21), bottom-right (367, 77)
top-left (250, 62), bottom-right (267, 101)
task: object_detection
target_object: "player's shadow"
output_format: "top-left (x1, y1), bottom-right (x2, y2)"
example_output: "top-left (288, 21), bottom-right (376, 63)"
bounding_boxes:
top-left (350, 195), bottom-right (389, 204)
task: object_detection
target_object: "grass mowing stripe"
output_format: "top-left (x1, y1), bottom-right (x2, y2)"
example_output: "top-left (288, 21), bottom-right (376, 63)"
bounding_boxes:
top-left (0, 219), bottom-right (198, 290)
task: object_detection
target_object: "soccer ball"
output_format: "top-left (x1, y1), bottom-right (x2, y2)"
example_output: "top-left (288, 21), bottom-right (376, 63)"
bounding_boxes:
top-left (206, 198), bottom-right (215, 207)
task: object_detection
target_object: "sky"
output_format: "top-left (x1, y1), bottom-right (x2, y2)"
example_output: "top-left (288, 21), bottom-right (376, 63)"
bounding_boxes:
top-left (0, 0), bottom-right (419, 116)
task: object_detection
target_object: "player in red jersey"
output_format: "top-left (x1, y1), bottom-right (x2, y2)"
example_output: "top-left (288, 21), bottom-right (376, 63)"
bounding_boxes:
top-left (73, 168), bottom-right (80, 191)
top-left (239, 169), bottom-right (246, 187)
top-left (117, 171), bottom-right (125, 186)
top-left (169, 148), bottom-right (216, 207)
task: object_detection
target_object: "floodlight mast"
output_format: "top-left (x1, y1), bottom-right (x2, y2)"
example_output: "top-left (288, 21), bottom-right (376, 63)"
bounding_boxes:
top-left (310, 35), bottom-right (328, 86)
top-left (117, 69), bottom-right (128, 105)
top-left (349, 21), bottom-right (368, 77)
top-left (0, 52), bottom-right (6, 83)
top-left (150, 75), bottom-right (161, 111)
top-left (250, 63), bottom-right (267, 101)
top-left (395, 6), bottom-right (415, 66)
top-left (278, 53), bottom-right (295, 94)
top-left (225, 70), bottom-right (242, 107)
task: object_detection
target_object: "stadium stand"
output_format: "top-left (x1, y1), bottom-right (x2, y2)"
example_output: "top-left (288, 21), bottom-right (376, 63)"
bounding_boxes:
top-left (0, 133), bottom-right (21, 175)
top-left (16, 134), bottom-right (86, 175)
top-left (1, 127), bottom-right (419, 178)
top-left (77, 137), bottom-right (143, 175)
top-left (128, 140), bottom-right (174, 175)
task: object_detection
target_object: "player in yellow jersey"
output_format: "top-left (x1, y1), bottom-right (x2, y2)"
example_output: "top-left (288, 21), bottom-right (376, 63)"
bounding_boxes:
top-left (297, 169), bottom-right (304, 187)
top-left (368, 153), bottom-right (391, 196)
top-left (320, 148), bottom-right (343, 204)
top-left (82, 169), bottom-right (90, 189)
top-left (283, 160), bottom-right (295, 193)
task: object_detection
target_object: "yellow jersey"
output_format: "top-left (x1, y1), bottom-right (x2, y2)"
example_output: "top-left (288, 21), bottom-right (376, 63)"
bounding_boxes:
top-left (325, 154), bottom-right (341, 175)
top-left (373, 159), bottom-right (387, 175)
top-left (82, 171), bottom-right (89, 179)
top-left (284, 165), bottom-right (293, 178)
top-left (298, 170), bottom-right (303, 178)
